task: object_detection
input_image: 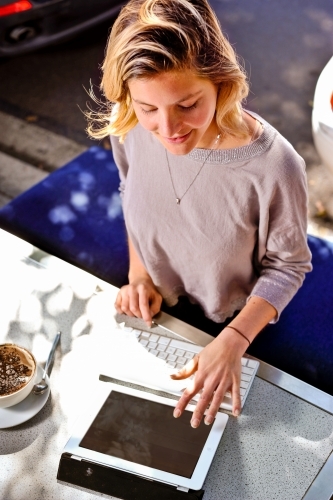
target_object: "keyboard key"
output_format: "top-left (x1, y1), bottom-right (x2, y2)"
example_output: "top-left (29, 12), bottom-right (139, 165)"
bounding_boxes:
top-left (157, 344), bottom-right (167, 352)
top-left (141, 332), bottom-right (150, 338)
top-left (166, 346), bottom-right (176, 354)
top-left (241, 358), bottom-right (247, 366)
top-left (158, 352), bottom-right (168, 360)
top-left (240, 380), bottom-right (249, 390)
top-left (148, 341), bottom-right (158, 349)
top-left (176, 357), bottom-right (187, 365)
top-left (149, 334), bottom-right (159, 342)
top-left (240, 388), bottom-right (246, 396)
top-left (139, 339), bottom-right (148, 346)
top-left (167, 354), bottom-right (177, 362)
top-left (247, 359), bottom-right (258, 369)
top-left (176, 363), bottom-right (185, 370)
top-left (242, 366), bottom-right (254, 376)
top-left (149, 349), bottom-right (158, 356)
top-left (175, 349), bottom-right (185, 357)
top-left (184, 352), bottom-right (194, 359)
top-left (167, 361), bottom-right (176, 367)
top-left (241, 374), bottom-right (251, 383)
top-left (132, 329), bottom-right (141, 337)
top-left (158, 337), bottom-right (170, 346)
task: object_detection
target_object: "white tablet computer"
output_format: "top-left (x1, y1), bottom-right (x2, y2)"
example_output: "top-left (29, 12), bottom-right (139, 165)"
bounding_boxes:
top-left (63, 381), bottom-right (228, 491)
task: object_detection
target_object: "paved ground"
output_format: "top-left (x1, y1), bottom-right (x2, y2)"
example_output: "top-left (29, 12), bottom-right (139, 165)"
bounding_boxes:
top-left (0, 0), bottom-right (333, 240)
top-left (0, 110), bottom-right (86, 206)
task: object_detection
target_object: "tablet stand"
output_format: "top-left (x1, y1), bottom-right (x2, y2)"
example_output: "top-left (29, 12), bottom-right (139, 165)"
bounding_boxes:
top-left (57, 452), bottom-right (204, 500)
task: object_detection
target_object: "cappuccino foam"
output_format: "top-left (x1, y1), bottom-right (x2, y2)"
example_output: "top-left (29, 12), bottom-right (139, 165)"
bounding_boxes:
top-left (0, 344), bottom-right (35, 397)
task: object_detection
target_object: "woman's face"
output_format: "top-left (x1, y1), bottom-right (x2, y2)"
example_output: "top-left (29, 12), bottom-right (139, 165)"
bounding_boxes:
top-left (128, 70), bottom-right (219, 155)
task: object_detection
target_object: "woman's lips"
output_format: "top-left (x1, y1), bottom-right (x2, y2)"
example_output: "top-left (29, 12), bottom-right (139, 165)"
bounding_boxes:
top-left (164, 131), bottom-right (192, 144)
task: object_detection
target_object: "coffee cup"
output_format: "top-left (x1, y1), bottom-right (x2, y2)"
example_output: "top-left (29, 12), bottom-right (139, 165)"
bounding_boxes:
top-left (0, 343), bottom-right (37, 408)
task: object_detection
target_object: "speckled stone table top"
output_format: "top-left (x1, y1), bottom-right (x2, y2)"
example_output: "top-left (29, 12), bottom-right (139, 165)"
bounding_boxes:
top-left (1, 230), bottom-right (333, 500)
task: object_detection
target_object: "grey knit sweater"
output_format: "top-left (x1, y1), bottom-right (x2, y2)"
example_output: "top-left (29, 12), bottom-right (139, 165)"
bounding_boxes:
top-left (111, 112), bottom-right (312, 323)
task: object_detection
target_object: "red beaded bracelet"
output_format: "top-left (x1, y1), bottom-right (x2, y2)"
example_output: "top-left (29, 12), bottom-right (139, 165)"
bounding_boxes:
top-left (227, 325), bottom-right (251, 347)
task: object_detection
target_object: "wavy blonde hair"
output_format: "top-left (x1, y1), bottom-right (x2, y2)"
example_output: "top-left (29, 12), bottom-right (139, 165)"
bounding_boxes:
top-left (87, 0), bottom-right (249, 142)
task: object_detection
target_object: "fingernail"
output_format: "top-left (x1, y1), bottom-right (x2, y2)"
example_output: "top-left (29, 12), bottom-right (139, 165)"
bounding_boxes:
top-left (191, 418), bottom-right (200, 428)
top-left (173, 409), bottom-right (181, 418)
top-left (204, 415), bottom-right (213, 425)
top-left (234, 409), bottom-right (240, 417)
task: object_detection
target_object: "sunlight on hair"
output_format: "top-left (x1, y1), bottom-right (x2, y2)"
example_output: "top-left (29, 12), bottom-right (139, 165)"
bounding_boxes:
top-left (86, 0), bottom-right (249, 142)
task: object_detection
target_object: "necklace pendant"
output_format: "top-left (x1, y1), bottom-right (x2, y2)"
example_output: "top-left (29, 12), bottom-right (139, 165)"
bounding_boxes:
top-left (176, 198), bottom-right (180, 204)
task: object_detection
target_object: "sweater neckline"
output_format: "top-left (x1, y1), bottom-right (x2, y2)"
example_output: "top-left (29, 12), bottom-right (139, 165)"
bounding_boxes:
top-left (187, 116), bottom-right (275, 164)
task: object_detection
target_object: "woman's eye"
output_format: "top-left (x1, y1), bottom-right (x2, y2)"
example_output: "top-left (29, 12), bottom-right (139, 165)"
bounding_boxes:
top-left (179, 102), bottom-right (198, 111)
top-left (140, 102), bottom-right (198, 114)
top-left (141, 108), bottom-right (156, 115)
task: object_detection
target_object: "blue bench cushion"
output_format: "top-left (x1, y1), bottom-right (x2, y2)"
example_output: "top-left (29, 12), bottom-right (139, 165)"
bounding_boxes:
top-left (0, 147), bottom-right (332, 395)
top-left (0, 147), bottom-right (129, 288)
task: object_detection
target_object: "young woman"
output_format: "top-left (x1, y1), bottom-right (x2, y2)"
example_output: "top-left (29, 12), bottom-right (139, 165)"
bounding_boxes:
top-left (88, 0), bottom-right (312, 427)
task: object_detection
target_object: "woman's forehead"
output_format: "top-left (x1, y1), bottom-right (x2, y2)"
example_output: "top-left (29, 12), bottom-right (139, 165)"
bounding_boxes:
top-left (128, 70), bottom-right (214, 103)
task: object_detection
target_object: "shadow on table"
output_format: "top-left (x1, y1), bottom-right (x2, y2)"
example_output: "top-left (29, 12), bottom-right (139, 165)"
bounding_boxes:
top-left (0, 395), bottom-right (54, 455)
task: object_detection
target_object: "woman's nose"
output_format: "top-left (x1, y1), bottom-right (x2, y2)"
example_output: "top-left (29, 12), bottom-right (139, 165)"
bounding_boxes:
top-left (158, 110), bottom-right (181, 137)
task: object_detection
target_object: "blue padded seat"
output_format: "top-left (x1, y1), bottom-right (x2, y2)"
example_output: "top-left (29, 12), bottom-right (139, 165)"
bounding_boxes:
top-left (0, 147), bottom-right (332, 395)
top-left (0, 147), bottom-right (129, 288)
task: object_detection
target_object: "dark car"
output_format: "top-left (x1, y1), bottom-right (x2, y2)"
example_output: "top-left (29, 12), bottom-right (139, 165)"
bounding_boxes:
top-left (0, 0), bottom-right (125, 57)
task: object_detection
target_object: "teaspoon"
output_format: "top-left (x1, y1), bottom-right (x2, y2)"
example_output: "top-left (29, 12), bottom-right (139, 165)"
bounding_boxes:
top-left (33, 331), bottom-right (61, 395)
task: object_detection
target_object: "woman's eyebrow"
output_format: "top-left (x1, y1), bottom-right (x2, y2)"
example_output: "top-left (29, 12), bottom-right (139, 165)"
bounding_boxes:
top-left (132, 98), bottom-right (155, 105)
top-left (176, 90), bottom-right (202, 103)
top-left (132, 90), bottom-right (202, 107)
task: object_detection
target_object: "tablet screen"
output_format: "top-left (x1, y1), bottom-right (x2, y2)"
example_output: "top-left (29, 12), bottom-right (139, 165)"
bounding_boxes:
top-left (79, 390), bottom-right (213, 478)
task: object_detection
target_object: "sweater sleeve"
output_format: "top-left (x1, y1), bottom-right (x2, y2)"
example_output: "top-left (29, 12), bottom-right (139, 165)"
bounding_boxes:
top-left (249, 151), bottom-right (312, 322)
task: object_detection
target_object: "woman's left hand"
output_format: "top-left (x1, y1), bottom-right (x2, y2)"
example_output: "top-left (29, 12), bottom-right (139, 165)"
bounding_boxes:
top-left (170, 328), bottom-right (248, 427)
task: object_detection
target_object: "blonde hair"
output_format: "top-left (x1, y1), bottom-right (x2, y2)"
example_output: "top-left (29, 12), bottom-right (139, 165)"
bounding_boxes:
top-left (87, 0), bottom-right (249, 142)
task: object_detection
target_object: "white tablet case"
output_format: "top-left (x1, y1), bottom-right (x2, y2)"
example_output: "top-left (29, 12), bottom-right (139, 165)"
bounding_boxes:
top-left (58, 381), bottom-right (228, 498)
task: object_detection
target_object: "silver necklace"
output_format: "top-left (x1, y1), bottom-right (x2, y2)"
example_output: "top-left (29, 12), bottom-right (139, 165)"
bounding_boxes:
top-left (165, 133), bottom-right (222, 205)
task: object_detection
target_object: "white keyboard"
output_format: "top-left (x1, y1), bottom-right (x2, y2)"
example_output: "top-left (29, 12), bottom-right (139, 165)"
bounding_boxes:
top-left (121, 325), bottom-right (259, 412)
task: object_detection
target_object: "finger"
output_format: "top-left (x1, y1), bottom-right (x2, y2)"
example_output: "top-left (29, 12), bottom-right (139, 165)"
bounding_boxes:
top-left (173, 376), bottom-right (201, 419)
top-left (117, 291), bottom-right (135, 317)
top-left (173, 374), bottom-right (214, 426)
top-left (114, 291), bottom-right (123, 314)
top-left (150, 293), bottom-right (162, 318)
top-left (127, 287), bottom-right (143, 319)
top-left (203, 385), bottom-right (227, 425)
top-left (191, 374), bottom-right (229, 428)
top-left (138, 288), bottom-right (153, 326)
top-left (170, 356), bottom-right (198, 380)
top-left (190, 389), bottom-right (215, 428)
top-left (231, 378), bottom-right (242, 417)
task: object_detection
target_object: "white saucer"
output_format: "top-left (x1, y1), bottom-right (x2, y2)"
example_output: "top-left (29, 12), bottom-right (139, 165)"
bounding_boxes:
top-left (0, 365), bottom-right (51, 429)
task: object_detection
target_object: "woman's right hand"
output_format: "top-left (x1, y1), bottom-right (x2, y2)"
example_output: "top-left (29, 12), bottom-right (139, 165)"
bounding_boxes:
top-left (114, 279), bottom-right (162, 327)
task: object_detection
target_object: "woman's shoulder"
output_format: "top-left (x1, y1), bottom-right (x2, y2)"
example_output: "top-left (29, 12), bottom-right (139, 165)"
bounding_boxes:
top-left (246, 110), bottom-right (306, 172)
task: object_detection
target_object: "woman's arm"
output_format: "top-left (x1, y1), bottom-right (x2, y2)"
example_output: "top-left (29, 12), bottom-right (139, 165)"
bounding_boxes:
top-left (114, 237), bottom-right (162, 326)
top-left (171, 296), bottom-right (276, 427)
